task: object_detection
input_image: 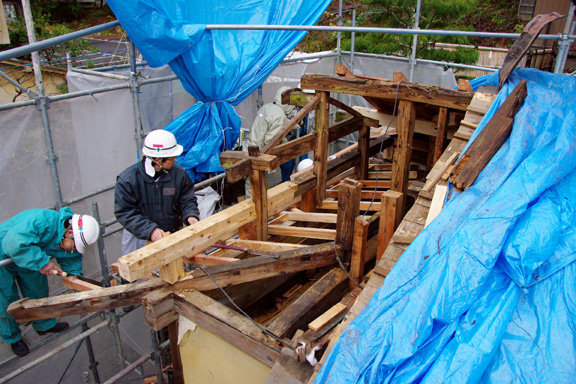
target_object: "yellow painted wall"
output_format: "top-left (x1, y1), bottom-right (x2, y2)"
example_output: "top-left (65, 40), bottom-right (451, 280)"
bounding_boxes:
top-left (179, 317), bottom-right (271, 384)
top-left (0, 66), bottom-right (67, 104)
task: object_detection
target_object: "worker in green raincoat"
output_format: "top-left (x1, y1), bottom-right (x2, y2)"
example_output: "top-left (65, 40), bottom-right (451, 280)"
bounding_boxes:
top-left (0, 207), bottom-right (100, 357)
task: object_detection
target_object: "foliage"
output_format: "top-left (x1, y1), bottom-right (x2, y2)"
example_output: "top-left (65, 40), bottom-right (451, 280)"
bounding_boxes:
top-left (5, 0), bottom-right (96, 63)
top-left (340, 0), bottom-right (481, 64)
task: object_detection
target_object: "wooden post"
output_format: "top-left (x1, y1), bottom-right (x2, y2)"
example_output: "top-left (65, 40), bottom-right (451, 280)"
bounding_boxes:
top-left (248, 146), bottom-right (268, 241)
top-left (390, 100), bottom-right (416, 210)
top-left (314, 91), bottom-right (330, 208)
top-left (159, 260), bottom-right (185, 285)
top-left (434, 107), bottom-right (449, 164)
top-left (349, 216), bottom-right (369, 290)
top-left (377, 190), bottom-right (403, 260)
top-left (356, 121), bottom-right (370, 180)
top-left (301, 190), bottom-right (317, 212)
top-left (335, 179), bottom-right (362, 258)
top-left (168, 321), bottom-right (184, 384)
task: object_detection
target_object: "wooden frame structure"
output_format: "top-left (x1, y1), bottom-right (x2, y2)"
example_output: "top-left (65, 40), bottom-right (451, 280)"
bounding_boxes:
top-left (8, 72), bottom-right (476, 383)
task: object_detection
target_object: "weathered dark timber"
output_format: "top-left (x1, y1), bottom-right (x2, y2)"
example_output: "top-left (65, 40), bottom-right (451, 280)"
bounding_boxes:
top-left (451, 81), bottom-right (528, 190)
top-left (499, 13), bottom-right (563, 88)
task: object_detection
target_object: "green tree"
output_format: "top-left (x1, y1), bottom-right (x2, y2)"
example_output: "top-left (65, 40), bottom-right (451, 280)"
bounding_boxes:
top-left (343, 0), bottom-right (480, 65)
top-left (5, 0), bottom-right (96, 64)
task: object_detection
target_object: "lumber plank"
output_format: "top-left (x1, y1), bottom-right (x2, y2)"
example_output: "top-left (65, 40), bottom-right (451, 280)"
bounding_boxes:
top-left (266, 268), bottom-right (348, 339)
top-left (174, 290), bottom-right (281, 368)
top-left (452, 81), bottom-right (528, 190)
top-left (301, 74), bottom-right (473, 111)
top-left (353, 106), bottom-right (442, 138)
top-left (319, 200), bottom-right (381, 212)
top-left (283, 211), bottom-right (338, 224)
top-left (308, 303), bottom-right (348, 332)
top-left (425, 184), bottom-right (448, 227)
top-left (267, 225), bottom-right (337, 240)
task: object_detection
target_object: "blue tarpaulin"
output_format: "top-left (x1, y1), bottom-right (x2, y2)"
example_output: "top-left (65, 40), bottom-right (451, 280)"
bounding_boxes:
top-left (106, 0), bottom-right (331, 180)
top-left (315, 68), bottom-right (576, 383)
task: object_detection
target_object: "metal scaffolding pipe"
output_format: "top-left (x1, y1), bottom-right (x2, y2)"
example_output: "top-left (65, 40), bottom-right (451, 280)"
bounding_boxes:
top-left (409, 0), bottom-right (422, 82)
top-left (554, 2), bottom-right (576, 74)
top-left (70, 67), bottom-right (131, 81)
top-left (0, 320), bottom-right (110, 383)
top-left (102, 352), bottom-right (153, 384)
top-left (22, 0), bottom-right (64, 208)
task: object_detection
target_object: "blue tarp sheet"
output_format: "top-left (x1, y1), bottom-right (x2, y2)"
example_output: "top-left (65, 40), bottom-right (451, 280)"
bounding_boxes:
top-left (315, 68), bottom-right (576, 383)
top-left (106, 0), bottom-right (331, 180)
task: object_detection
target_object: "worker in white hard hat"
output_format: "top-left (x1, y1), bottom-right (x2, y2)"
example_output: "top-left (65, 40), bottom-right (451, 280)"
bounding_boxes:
top-left (243, 86), bottom-right (297, 198)
top-left (0, 208), bottom-right (100, 357)
top-left (114, 129), bottom-right (200, 256)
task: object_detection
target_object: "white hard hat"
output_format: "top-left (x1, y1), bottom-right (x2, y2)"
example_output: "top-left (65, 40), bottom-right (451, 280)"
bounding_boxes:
top-left (142, 130), bottom-right (183, 158)
top-left (71, 214), bottom-right (100, 254)
top-left (297, 158), bottom-right (314, 172)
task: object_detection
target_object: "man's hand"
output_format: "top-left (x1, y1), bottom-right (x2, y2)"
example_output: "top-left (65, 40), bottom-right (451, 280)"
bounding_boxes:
top-left (40, 261), bottom-right (63, 276)
top-left (187, 217), bottom-right (199, 226)
top-left (150, 228), bottom-right (166, 242)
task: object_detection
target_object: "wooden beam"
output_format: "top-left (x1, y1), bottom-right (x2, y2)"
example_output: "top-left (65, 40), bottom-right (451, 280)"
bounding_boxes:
top-left (226, 239), bottom-right (307, 252)
top-left (301, 74), bottom-right (473, 111)
top-left (266, 268), bottom-right (348, 339)
top-left (159, 259), bottom-right (185, 285)
top-left (336, 179), bottom-right (362, 254)
top-left (320, 200), bottom-right (381, 212)
top-left (248, 146), bottom-right (269, 241)
top-left (186, 254), bottom-right (239, 266)
top-left (357, 121), bottom-right (370, 180)
top-left (267, 225), bottom-right (337, 240)
top-left (117, 181), bottom-right (298, 282)
top-left (9, 244), bottom-right (339, 322)
top-left (174, 290), bottom-right (281, 368)
top-left (451, 81), bottom-right (527, 190)
top-left (142, 289), bottom-right (178, 331)
top-left (390, 100), bottom-right (416, 210)
top-left (377, 190), bottom-right (403, 260)
top-left (314, 91), bottom-right (330, 207)
top-left (8, 279), bottom-right (167, 321)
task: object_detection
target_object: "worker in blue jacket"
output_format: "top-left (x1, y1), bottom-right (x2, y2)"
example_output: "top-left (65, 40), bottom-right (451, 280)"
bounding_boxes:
top-left (0, 207), bottom-right (100, 357)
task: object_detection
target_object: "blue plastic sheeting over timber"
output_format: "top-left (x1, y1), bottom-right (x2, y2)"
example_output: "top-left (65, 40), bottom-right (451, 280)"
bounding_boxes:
top-left (106, 0), bottom-right (331, 181)
top-left (315, 68), bottom-right (576, 383)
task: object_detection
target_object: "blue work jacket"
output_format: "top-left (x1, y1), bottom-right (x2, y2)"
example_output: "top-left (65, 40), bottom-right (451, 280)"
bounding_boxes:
top-left (0, 207), bottom-right (83, 275)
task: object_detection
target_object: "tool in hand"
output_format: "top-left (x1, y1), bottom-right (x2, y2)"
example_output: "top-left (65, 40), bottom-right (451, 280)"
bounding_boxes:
top-left (52, 270), bottom-right (104, 287)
